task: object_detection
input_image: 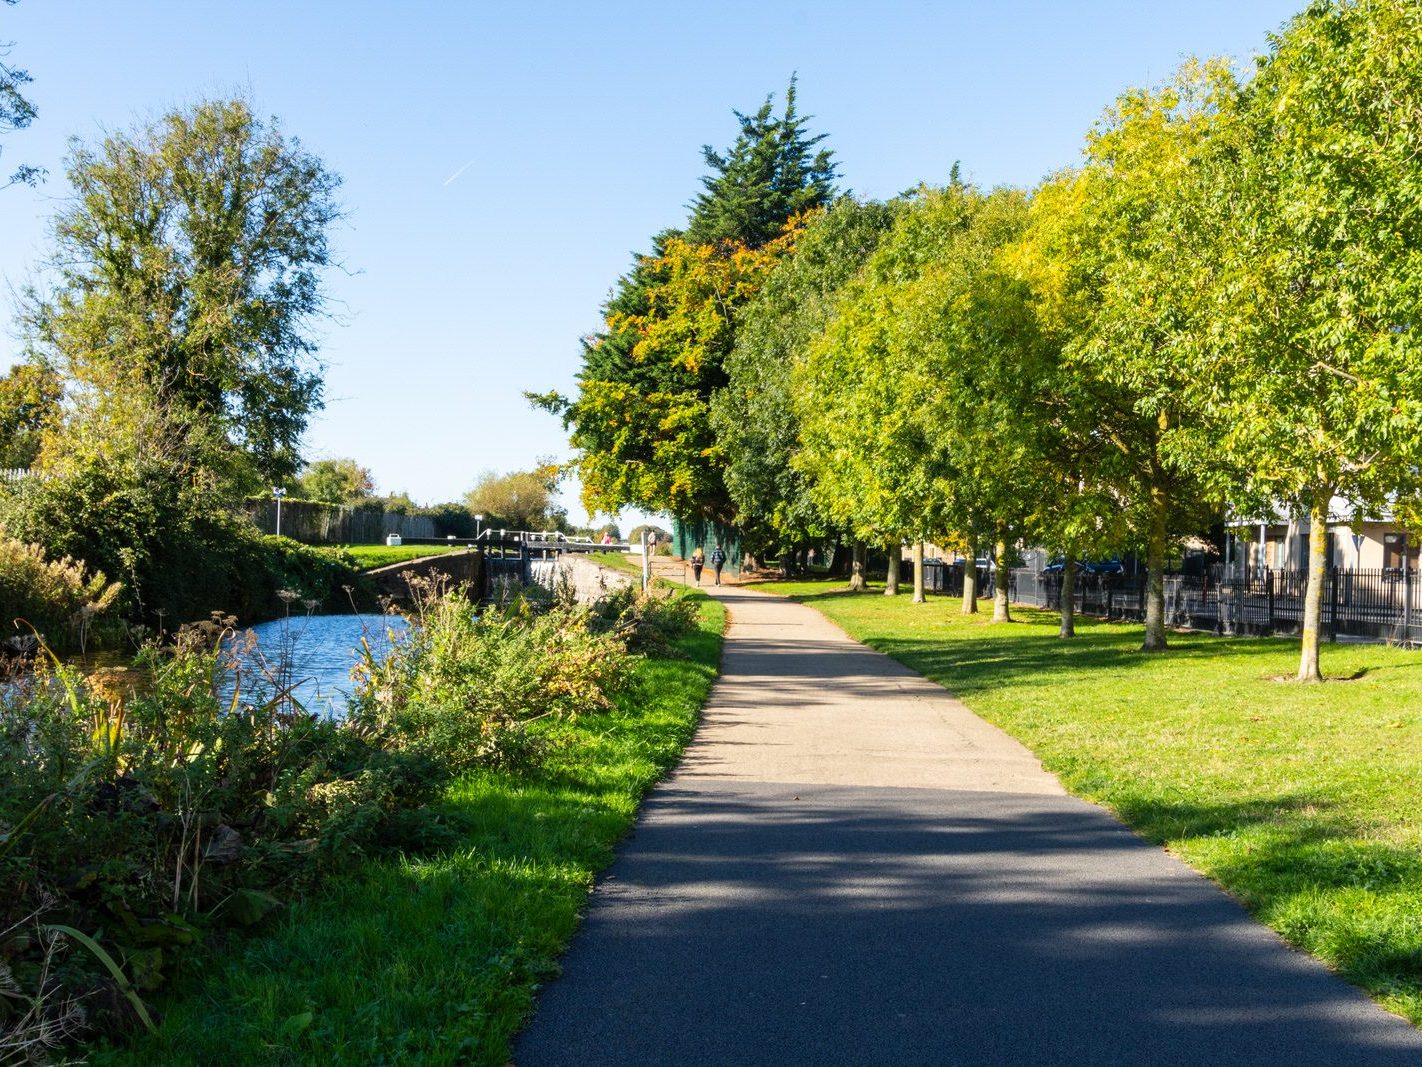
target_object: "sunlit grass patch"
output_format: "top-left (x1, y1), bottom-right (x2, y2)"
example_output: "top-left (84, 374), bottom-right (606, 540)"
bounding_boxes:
top-left (92, 593), bottom-right (724, 1066)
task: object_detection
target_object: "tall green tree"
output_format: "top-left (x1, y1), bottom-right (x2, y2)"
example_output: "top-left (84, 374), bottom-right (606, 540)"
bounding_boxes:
top-left (712, 197), bottom-right (897, 556)
top-left (296, 457), bottom-right (375, 505)
top-left (535, 81), bottom-right (838, 524)
top-left (685, 76), bottom-right (838, 248)
top-left (23, 98), bottom-right (341, 486)
top-left (464, 467), bottom-right (567, 531)
top-left (1016, 61), bottom-right (1238, 650)
top-left (791, 188), bottom-right (991, 595)
top-left (1199, 0), bottom-right (1422, 681)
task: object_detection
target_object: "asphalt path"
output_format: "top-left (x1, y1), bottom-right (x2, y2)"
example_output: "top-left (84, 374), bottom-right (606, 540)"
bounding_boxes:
top-left (515, 584), bottom-right (1422, 1065)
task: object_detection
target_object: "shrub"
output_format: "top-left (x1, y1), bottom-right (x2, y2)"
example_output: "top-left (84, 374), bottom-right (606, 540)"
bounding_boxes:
top-left (350, 580), bottom-right (631, 773)
top-left (0, 623), bottom-right (439, 1047)
top-left (0, 576), bottom-right (643, 1054)
top-left (0, 536), bottom-right (123, 652)
top-left (582, 581), bottom-right (702, 655)
top-left (0, 460), bottom-right (358, 633)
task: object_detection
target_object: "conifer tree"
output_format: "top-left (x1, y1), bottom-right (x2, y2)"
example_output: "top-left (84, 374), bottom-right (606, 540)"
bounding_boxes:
top-left (534, 80), bottom-right (838, 523)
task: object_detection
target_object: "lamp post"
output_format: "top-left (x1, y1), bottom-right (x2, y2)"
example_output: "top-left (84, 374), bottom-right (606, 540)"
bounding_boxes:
top-left (474, 513), bottom-right (484, 540)
top-left (272, 486), bottom-right (287, 538)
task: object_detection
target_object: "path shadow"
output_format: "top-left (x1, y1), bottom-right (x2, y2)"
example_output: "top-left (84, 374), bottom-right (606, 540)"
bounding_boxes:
top-left (517, 781), bottom-right (1422, 1065)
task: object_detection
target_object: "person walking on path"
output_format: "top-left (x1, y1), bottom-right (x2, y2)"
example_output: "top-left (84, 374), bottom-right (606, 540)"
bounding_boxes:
top-left (710, 543), bottom-right (727, 586)
top-left (690, 546), bottom-right (705, 585)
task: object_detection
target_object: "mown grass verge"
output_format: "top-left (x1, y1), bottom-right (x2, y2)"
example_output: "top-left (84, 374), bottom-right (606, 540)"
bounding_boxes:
top-left (333, 543), bottom-right (460, 570)
top-left (585, 550), bottom-right (643, 576)
top-left (767, 578), bottom-right (1422, 1025)
top-left (91, 592), bottom-right (725, 1066)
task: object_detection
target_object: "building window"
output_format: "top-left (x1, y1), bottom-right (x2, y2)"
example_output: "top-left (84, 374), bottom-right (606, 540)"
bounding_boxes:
top-left (1383, 533), bottom-right (1419, 573)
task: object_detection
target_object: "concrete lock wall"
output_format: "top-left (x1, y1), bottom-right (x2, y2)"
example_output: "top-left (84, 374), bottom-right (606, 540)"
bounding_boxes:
top-left (365, 550), bottom-right (484, 602)
top-left (365, 552), bottom-right (633, 606)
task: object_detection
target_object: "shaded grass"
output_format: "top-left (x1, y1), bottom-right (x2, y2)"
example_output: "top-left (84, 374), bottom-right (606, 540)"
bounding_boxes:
top-left (769, 579), bottom-right (1422, 1024)
top-left (92, 593), bottom-right (725, 1066)
top-left (334, 543), bottom-right (460, 570)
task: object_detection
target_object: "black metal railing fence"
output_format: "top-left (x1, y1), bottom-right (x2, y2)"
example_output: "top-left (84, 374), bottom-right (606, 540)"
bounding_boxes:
top-left (997, 564), bottom-right (1421, 643)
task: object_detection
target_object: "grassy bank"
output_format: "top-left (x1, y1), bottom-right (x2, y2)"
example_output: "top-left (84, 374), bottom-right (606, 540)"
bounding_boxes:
top-left (334, 543), bottom-right (460, 570)
top-left (768, 579), bottom-right (1422, 1024)
top-left (91, 592), bottom-right (725, 1066)
top-left (586, 550), bottom-right (642, 576)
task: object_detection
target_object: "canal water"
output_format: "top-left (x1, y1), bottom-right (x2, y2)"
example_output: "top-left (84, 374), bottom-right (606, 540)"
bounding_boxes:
top-left (226, 612), bottom-right (408, 718)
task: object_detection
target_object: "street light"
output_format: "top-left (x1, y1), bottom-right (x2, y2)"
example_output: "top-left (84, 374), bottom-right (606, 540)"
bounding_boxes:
top-left (474, 513), bottom-right (484, 539)
top-left (272, 486), bottom-right (287, 538)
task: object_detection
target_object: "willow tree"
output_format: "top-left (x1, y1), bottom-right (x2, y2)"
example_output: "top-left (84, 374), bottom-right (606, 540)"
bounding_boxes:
top-left (1016, 62), bottom-right (1236, 651)
top-left (1200, 0), bottom-right (1422, 682)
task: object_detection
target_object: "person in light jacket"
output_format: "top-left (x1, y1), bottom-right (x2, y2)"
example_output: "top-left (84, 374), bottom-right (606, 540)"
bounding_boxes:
top-left (711, 543), bottom-right (727, 586)
top-left (691, 546), bottom-right (705, 585)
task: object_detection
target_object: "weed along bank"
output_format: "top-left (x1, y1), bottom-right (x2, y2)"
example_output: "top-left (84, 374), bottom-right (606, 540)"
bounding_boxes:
top-left (1, 548), bottom-right (722, 1062)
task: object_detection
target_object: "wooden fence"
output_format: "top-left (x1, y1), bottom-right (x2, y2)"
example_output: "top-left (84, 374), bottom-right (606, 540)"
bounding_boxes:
top-left (245, 499), bottom-right (438, 544)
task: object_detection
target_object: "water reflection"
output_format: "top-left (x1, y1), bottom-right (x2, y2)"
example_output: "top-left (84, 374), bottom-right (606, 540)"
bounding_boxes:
top-left (225, 612), bottom-right (407, 718)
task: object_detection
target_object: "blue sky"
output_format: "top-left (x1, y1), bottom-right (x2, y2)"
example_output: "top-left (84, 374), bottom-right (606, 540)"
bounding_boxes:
top-left (0, 1), bottom-right (1301, 528)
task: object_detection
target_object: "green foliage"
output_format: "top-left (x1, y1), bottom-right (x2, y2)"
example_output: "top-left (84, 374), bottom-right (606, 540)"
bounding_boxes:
top-left (537, 82), bottom-right (838, 524)
top-left (685, 76), bottom-right (839, 249)
top-left (0, 454), bottom-right (357, 629)
top-left (793, 185), bottom-right (1025, 547)
top-left (583, 582), bottom-right (701, 655)
top-left (351, 582), bottom-right (632, 775)
top-left (1013, 61), bottom-right (1243, 646)
top-left (1202, 0), bottom-right (1422, 515)
top-left (463, 466), bottom-right (566, 531)
top-left (295, 457), bottom-right (375, 505)
top-left (546, 232), bottom-right (798, 521)
top-left (3, 578), bottom-right (670, 1055)
top-left (0, 361), bottom-right (59, 469)
top-left (0, 535), bottom-right (122, 651)
top-left (0, 625), bottom-right (442, 1047)
top-left (0, 0), bottom-right (42, 189)
top-left (21, 98), bottom-right (340, 487)
top-left (714, 197), bottom-right (898, 550)
top-left (91, 594), bottom-right (724, 1065)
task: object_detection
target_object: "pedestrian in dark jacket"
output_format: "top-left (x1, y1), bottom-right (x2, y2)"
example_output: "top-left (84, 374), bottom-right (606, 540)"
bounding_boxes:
top-left (711, 544), bottom-right (727, 586)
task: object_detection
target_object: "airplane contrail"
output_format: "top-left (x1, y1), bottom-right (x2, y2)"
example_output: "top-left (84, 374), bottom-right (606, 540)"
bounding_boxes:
top-left (442, 159), bottom-right (476, 186)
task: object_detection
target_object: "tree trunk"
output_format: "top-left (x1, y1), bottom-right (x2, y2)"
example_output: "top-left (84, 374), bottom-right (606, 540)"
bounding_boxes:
top-left (848, 542), bottom-right (867, 592)
top-left (1298, 493), bottom-right (1329, 683)
top-left (1141, 483), bottom-right (1168, 652)
top-left (884, 542), bottom-right (900, 595)
top-left (992, 536), bottom-right (1012, 622)
top-left (1060, 554), bottom-right (1077, 638)
top-left (912, 541), bottom-right (926, 604)
top-left (961, 538), bottom-right (978, 614)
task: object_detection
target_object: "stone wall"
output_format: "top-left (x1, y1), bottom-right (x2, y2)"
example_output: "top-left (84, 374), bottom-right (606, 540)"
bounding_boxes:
top-left (365, 550), bottom-right (483, 602)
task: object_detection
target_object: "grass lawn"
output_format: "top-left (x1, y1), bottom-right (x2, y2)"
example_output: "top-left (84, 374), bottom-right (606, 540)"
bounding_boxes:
top-left (333, 543), bottom-right (461, 570)
top-left (768, 578), bottom-right (1422, 1024)
top-left (585, 550), bottom-right (644, 577)
top-left (93, 592), bottom-right (725, 1066)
